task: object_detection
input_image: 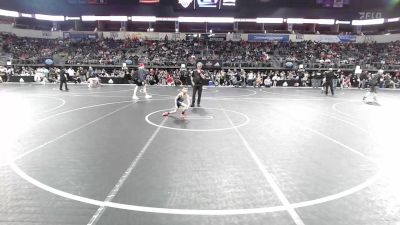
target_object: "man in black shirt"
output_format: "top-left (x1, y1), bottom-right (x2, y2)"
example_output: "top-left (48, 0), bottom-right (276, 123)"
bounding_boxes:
top-left (191, 62), bottom-right (206, 107)
top-left (324, 68), bottom-right (335, 96)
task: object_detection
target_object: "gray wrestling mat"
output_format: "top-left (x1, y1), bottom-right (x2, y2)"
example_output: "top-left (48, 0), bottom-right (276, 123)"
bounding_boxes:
top-left (0, 83), bottom-right (399, 225)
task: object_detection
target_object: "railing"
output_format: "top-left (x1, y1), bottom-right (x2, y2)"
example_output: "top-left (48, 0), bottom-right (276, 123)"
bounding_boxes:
top-left (2, 59), bottom-right (400, 72)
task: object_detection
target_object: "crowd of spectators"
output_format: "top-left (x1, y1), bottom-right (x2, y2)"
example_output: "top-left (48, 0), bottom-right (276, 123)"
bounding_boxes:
top-left (276, 41), bottom-right (400, 70)
top-left (1, 32), bottom-right (400, 88)
top-left (1, 65), bottom-right (399, 89)
top-left (2, 33), bottom-right (400, 71)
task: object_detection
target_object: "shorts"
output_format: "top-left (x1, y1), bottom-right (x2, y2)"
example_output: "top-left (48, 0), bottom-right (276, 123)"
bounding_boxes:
top-left (176, 100), bottom-right (184, 108)
top-left (133, 79), bottom-right (144, 86)
top-left (369, 84), bottom-right (377, 93)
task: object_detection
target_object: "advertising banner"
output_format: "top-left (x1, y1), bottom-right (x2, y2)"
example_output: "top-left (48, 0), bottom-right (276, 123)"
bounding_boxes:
top-left (63, 32), bottom-right (98, 40)
top-left (313, 35), bottom-right (356, 43)
top-left (248, 34), bottom-right (289, 42)
top-left (338, 35), bottom-right (356, 43)
top-left (197, 60), bottom-right (223, 70)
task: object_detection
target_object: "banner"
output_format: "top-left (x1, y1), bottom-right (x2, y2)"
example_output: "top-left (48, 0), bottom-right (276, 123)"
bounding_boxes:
top-left (312, 35), bottom-right (356, 43)
top-left (226, 33), bottom-right (242, 41)
top-left (196, 0), bottom-right (219, 8)
top-left (338, 35), bottom-right (356, 43)
top-left (208, 34), bottom-right (226, 41)
top-left (63, 32), bottom-right (97, 40)
top-left (296, 34), bottom-right (304, 40)
top-left (158, 33), bottom-right (183, 41)
top-left (42, 31), bottom-right (52, 37)
top-left (248, 34), bottom-right (289, 42)
top-left (197, 60), bottom-right (223, 70)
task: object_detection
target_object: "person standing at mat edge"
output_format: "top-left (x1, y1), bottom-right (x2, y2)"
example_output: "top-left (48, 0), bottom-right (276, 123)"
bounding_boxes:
top-left (363, 69), bottom-right (384, 103)
top-left (59, 68), bottom-right (69, 91)
top-left (132, 63), bottom-right (152, 100)
top-left (324, 68), bottom-right (335, 96)
top-left (191, 62), bottom-right (206, 107)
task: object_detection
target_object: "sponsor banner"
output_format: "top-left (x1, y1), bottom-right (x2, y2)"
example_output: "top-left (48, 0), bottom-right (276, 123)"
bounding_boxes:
top-left (158, 33), bottom-right (184, 41)
top-left (248, 34), bottom-right (289, 42)
top-left (313, 35), bottom-right (356, 43)
top-left (63, 32), bottom-right (98, 40)
top-left (226, 33), bottom-right (243, 41)
top-left (314, 35), bottom-right (341, 43)
top-left (42, 31), bottom-right (52, 37)
top-left (185, 33), bottom-right (226, 41)
top-left (123, 32), bottom-right (158, 40)
top-left (197, 60), bottom-right (223, 70)
top-left (338, 35), bottom-right (356, 43)
top-left (296, 34), bottom-right (304, 40)
top-left (109, 32), bottom-right (119, 39)
top-left (209, 34), bottom-right (226, 41)
top-left (44, 58), bottom-right (54, 65)
top-left (196, 0), bottom-right (219, 8)
top-left (103, 32), bottom-right (184, 41)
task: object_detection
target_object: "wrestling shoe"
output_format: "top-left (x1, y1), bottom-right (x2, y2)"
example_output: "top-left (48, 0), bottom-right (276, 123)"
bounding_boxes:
top-left (162, 112), bottom-right (169, 117)
top-left (145, 94), bottom-right (152, 99)
top-left (181, 111), bottom-right (187, 119)
top-left (132, 95), bottom-right (139, 100)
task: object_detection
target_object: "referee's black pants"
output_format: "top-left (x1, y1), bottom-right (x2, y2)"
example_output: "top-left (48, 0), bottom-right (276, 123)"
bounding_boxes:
top-left (60, 80), bottom-right (68, 90)
top-left (325, 82), bottom-right (334, 95)
top-left (191, 84), bottom-right (203, 106)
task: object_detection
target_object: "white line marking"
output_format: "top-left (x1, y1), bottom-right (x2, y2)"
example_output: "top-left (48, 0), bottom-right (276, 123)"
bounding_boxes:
top-left (7, 98), bottom-right (381, 215)
top-left (72, 89), bottom-right (134, 95)
top-left (10, 104), bottom-right (132, 162)
top-left (69, 94), bottom-right (133, 98)
top-left (311, 111), bottom-right (369, 134)
top-left (87, 118), bottom-right (167, 225)
top-left (214, 97), bottom-right (327, 101)
top-left (219, 103), bottom-right (305, 225)
top-left (218, 90), bottom-right (257, 98)
top-left (331, 101), bottom-right (362, 121)
top-left (0, 98), bottom-right (169, 168)
top-left (229, 99), bottom-right (378, 165)
top-left (304, 125), bottom-right (376, 163)
top-left (262, 90), bottom-right (324, 99)
top-left (30, 96), bottom-right (66, 116)
top-left (68, 94), bottom-right (173, 98)
top-left (185, 116), bottom-right (214, 120)
top-left (8, 160), bottom-right (382, 215)
top-left (145, 108), bottom-right (250, 132)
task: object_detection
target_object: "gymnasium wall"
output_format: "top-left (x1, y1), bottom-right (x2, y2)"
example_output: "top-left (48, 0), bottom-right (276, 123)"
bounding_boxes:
top-left (0, 24), bottom-right (62, 39)
top-left (1, 24), bottom-right (400, 43)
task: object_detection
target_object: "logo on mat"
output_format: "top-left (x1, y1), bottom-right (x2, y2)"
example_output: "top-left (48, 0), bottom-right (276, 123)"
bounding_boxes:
top-left (178, 0), bottom-right (193, 8)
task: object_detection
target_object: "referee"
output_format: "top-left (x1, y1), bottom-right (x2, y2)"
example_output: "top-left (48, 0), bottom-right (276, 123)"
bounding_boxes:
top-left (324, 68), bottom-right (335, 96)
top-left (59, 68), bottom-right (69, 91)
top-left (191, 62), bottom-right (206, 107)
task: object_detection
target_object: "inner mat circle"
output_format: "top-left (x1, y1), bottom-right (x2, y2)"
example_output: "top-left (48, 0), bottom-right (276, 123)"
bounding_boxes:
top-left (145, 107), bottom-right (250, 132)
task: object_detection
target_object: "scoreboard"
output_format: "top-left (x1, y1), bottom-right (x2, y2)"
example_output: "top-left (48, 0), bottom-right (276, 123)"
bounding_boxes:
top-left (315, 0), bottom-right (350, 8)
top-left (176, 0), bottom-right (236, 9)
